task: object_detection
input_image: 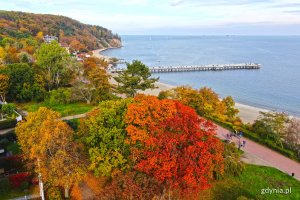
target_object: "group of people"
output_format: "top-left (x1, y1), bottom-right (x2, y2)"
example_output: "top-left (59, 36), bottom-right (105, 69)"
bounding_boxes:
top-left (225, 130), bottom-right (246, 149)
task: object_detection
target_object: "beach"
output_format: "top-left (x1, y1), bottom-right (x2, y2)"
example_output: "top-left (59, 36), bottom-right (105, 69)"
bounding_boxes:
top-left (92, 47), bottom-right (120, 62)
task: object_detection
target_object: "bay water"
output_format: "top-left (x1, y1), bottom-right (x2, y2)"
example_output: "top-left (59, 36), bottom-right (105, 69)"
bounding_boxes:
top-left (102, 35), bottom-right (300, 116)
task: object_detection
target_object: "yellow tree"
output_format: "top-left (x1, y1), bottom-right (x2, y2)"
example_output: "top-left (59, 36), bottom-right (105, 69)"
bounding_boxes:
top-left (0, 74), bottom-right (9, 103)
top-left (16, 107), bottom-right (85, 198)
top-left (0, 47), bottom-right (6, 64)
top-left (35, 31), bottom-right (44, 42)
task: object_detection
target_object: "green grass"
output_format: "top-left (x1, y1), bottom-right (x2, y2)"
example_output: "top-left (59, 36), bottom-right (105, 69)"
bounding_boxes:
top-left (0, 188), bottom-right (35, 200)
top-left (199, 164), bottom-right (300, 200)
top-left (6, 142), bottom-right (21, 155)
top-left (20, 102), bottom-right (94, 117)
top-left (1, 190), bottom-right (30, 200)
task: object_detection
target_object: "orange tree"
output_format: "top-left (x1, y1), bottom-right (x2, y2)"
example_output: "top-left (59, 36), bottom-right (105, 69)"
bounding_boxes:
top-left (16, 107), bottom-right (85, 198)
top-left (125, 95), bottom-right (224, 196)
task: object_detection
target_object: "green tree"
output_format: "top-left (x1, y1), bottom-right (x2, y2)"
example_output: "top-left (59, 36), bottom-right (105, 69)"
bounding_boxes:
top-left (35, 41), bottom-right (71, 91)
top-left (222, 142), bottom-right (245, 177)
top-left (78, 99), bottom-right (132, 177)
top-left (252, 112), bottom-right (289, 147)
top-left (0, 63), bottom-right (36, 102)
top-left (114, 60), bottom-right (158, 97)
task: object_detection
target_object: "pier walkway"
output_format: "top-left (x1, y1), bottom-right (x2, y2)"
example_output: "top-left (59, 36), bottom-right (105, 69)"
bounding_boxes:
top-left (109, 63), bottom-right (261, 73)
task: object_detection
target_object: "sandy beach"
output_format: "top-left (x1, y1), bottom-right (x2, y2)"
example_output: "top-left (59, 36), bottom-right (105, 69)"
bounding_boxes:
top-left (92, 47), bottom-right (119, 62)
top-left (94, 48), bottom-right (272, 124)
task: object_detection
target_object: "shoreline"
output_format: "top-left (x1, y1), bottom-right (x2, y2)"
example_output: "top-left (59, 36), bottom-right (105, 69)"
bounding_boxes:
top-left (92, 47), bottom-right (121, 62)
top-left (98, 48), bottom-right (295, 124)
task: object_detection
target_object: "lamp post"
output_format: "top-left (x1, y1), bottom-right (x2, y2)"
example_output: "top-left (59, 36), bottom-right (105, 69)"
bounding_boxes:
top-left (38, 159), bottom-right (45, 200)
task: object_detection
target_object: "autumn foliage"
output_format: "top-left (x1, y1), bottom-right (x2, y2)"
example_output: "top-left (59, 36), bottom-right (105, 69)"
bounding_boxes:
top-left (125, 95), bottom-right (224, 195)
top-left (9, 172), bottom-right (31, 188)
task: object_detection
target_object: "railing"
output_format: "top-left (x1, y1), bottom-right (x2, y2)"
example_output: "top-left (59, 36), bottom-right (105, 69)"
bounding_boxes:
top-left (109, 63), bottom-right (261, 73)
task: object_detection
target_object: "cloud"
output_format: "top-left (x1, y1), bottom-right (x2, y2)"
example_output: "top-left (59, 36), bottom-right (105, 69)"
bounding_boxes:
top-left (284, 10), bottom-right (300, 14)
top-left (170, 0), bottom-right (185, 6)
top-left (1, 0), bottom-right (300, 35)
top-left (270, 3), bottom-right (300, 8)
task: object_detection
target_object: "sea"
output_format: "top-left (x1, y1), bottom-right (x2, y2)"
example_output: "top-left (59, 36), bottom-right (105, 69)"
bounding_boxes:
top-left (101, 35), bottom-right (300, 116)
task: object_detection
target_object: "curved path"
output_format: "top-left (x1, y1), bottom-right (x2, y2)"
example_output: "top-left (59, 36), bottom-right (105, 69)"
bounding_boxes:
top-left (216, 126), bottom-right (300, 181)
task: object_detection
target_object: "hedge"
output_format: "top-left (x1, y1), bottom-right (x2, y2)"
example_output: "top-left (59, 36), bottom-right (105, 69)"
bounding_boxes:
top-left (210, 117), bottom-right (299, 162)
top-left (0, 119), bottom-right (17, 130)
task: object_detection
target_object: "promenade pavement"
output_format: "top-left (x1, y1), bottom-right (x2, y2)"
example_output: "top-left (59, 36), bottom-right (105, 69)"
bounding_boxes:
top-left (216, 125), bottom-right (300, 181)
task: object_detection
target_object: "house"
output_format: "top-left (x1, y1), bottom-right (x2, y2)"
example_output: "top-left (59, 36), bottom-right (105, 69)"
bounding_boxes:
top-left (60, 43), bottom-right (70, 54)
top-left (43, 35), bottom-right (58, 43)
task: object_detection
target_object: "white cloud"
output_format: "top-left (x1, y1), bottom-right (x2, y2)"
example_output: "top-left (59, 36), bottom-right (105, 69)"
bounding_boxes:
top-left (1, 0), bottom-right (300, 34)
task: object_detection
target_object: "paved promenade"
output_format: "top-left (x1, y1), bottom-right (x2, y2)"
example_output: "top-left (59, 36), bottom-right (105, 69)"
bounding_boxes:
top-left (216, 125), bottom-right (300, 181)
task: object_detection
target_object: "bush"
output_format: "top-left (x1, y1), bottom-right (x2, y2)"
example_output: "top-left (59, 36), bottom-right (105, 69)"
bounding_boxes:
top-left (9, 172), bottom-right (31, 188)
top-left (49, 88), bottom-right (72, 105)
top-left (0, 118), bottom-right (17, 130)
top-left (1, 103), bottom-right (16, 117)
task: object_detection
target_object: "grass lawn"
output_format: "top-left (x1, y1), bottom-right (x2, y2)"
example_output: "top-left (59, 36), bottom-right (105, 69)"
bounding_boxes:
top-left (0, 186), bottom-right (37, 200)
top-left (20, 102), bottom-right (94, 117)
top-left (1, 190), bottom-right (31, 200)
top-left (199, 164), bottom-right (300, 200)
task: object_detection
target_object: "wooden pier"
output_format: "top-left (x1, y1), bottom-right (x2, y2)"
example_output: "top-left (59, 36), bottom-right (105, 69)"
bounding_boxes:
top-left (109, 63), bottom-right (261, 73)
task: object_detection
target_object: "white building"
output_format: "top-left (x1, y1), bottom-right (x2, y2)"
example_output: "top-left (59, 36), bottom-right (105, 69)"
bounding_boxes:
top-left (43, 35), bottom-right (58, 43)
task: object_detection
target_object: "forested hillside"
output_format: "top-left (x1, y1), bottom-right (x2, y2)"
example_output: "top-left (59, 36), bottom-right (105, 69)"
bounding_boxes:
top-left (0, 10), bottom-right (121, 51)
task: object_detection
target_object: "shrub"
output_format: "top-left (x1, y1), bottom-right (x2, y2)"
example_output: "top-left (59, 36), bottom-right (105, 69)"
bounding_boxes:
top-left (9, 172), bottom-right (31, 188)
top-left (1, 103), bottom-right (16, 117)
top-left (49, 88), bottom-right (72, 105)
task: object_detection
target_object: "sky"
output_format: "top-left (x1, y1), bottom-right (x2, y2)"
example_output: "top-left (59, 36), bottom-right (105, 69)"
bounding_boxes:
top-left (1, 0), bottom-right (300, 35)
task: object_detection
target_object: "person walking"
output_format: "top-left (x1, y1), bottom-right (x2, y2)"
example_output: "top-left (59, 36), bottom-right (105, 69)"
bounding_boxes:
top-left (243, 140), bottom-right (246, 147)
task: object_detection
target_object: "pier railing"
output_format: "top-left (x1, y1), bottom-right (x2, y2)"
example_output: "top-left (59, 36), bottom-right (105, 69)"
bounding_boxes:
top-left (109, 63), bottom-right (261, 73)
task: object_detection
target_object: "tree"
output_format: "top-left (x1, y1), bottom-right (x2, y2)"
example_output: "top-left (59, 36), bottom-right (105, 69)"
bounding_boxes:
top-left (0, 63), bottom-right (36, 102)
top-left (78, 99), bottom-right (132, 177)
top-left (159, 86), bottom-right (240, 123)
top-left (35, 41), bottom-right (71, 91)
top-left (114, 60), bottom-right (158, 97)
top-left (0, 74), bottom-right (9, 103)
top-left (72, 57), bottom-right (112, 104)
top-left (222, 96), bottom-right (239, 122)
top-left (252, 112), bottom-right (289, 147)
top-left (125, 95), bottom-right (224, 195)
top-left (15, 107), bottom-right (85, 198)
top-left (222, 142), bottom-right (245, 177)
top-left (0, 47), bottom-right (6, 65)
top-left (283, 119), bottom-right (300, 159)
top-left (100, 171), bottom-right (163, 200)
top-left (35, 31), bottom-right (44, 42)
